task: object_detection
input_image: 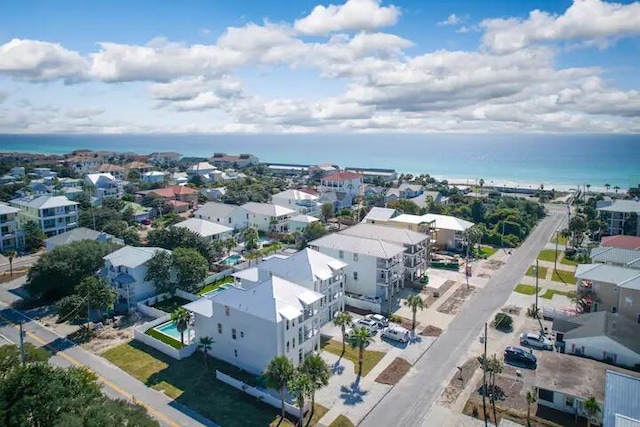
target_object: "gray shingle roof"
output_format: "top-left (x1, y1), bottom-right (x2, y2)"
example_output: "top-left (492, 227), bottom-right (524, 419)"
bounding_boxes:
top-left (554, 311), bottom-right (640, 354)
top-left (597, 199), bottom-right (640, 214)
top-left (340, 223), bottom-right (428, 246)
top-left (196, 202), bottom-right (238, 219)
top-left (173, 218), bottom-right (233, 237)
top-left (310, 233), bottom-right (406, 259)
top-left (575, 263), bottom-right (640, 286)
top-left (591, 246), bottom-right (640, 269)
top-left (45, 227), bottom-right (122, 247)
top-left (11, 195), bottom-right (78, 209)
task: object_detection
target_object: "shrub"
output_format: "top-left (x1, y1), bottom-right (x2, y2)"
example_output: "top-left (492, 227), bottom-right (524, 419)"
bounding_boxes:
top-left (389, 314), bottom-right (403, 324)
top-left (494, 313), bottom-right (513, 329)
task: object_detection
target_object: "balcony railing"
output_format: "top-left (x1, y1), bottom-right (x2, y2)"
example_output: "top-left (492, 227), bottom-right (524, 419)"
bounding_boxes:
top-left (377, 258), bottom-right (400, 269)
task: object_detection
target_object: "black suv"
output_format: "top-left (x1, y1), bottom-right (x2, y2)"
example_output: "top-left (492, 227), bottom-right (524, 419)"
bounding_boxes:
top-left (504, 346), bottom-right (537, 368)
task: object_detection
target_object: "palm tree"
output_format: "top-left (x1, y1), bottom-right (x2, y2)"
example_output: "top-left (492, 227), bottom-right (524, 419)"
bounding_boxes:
top-left (5, 250), bottom-right (16, 277)
top-left (605, 183), bottom-right (611, 193)
top-left (333, 311), bottom-right (353, 354)
top-left (224, 237), bottom-right (237, 256)
top-left (488, 354), bottom-right (504, 423)
top-left (170, 307), bottom-right (191, 345)
top-left (526, 389), bottom-right (536, 427)
top-left (264, 355), bottom-right (295, 422)
top-left (198, 336), bottom-right (214, 367)
top-left (404, 294), bottom-right (424, 333)
top-left (614, 185), bottom-right (620, 194)
top-left (347, 327), bottom-right (374, 376)
top-left (301, 354), bottom-right (331, 413)
top-left (586, 183), bottom-right (591, 194)
top-left (479, 178), bottom-right (485, 195)
top-left (584, 396), bottom-right (601, 427)
top-left (540, 183), bottom-right (544, 191)
top-left (287, 371), bottom-right (313, 427)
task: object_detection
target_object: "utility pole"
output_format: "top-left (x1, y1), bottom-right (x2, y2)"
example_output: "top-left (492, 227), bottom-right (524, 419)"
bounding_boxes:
top-left (535, 259), bottom-right (540, 315)
top-left (19, 322), bottom-right (26, 366)
top-left (482, 322), bottom-right (488, 426)
top-left (500, 221), bottom-right (506, 248)
top-left (554, 230), bottom-right (559, 272)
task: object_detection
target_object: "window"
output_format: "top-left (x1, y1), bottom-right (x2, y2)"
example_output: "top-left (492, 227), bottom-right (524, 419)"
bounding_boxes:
top-left (225, 306), bottom-right (230, 316)
top-left (614, 287), bottom-right (619, 292)
top-left (612, 306), bottom-right (618, 313)
top-left (565, 396), bottom-right (574, 408)
top-left (217, 323), bottom-right (222, 334)
top-left (286, 320), bottom-right (289, 330)
top-left (232, 328), bottom-right (237, 339)
top-left (538, 388), bottom-right (554, 402)
top-left (292, 338), bottom-right (296, 348)
top-left (353, 253), bottom-right (358, 261)
top-left (353, 272), bottom-right (358, 281)
top-left (240, 331), bottom-right (244, 338)
top-left (298, 349), bottom-right (303, 364)
top-left (626, 297), bottom-right (633, 307)
top-left (234, 349), bottom-right (238, 357)
top-left (339, 250), bottom-right (344, 259)
top-left (286, 341), bottom-right (290, 352)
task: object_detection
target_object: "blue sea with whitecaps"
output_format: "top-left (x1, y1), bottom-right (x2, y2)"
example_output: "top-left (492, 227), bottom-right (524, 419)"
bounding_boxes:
top-left (1, 133), bottom-right (638, 191)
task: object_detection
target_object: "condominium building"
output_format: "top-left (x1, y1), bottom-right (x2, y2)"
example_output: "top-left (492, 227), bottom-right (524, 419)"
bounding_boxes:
top-left (0, 203), bottom-right (22, 252)
top-left (597, 200), bottom-right (640, 236)
top-left (309, 233), bottom-right (405, 313)
top-left (185, 275), bottom-right (323, 374)
top-left (10, 195), bottom-right (79, 237)
top-left (340, 223), bottom-right (430, 282)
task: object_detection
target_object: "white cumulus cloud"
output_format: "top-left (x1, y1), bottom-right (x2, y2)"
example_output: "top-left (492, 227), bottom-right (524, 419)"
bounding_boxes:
top-left (482, 0), bottom-right (640, 53)
top-left (294, 0), bottom-right (401, 35)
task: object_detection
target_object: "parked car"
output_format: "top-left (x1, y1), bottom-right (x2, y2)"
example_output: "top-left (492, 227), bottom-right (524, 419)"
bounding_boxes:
top-left (504, 346), bottom-right (537, 368)
top-left (365, 314), bottom-right (389, 328)
top-left (141, 219), bottom-right (151, 225)
top-left (355, 318), bottom-right (379, 335)
top-left (361, 295), bottom-right (382, 303)
top-left (519, 332), bottom-right (553, 350)
top-left (381, 325), bottom-right (410, 343)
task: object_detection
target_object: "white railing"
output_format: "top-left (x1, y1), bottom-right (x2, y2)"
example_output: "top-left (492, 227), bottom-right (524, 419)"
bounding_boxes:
top-left (216, 371), bottom-right (308, 417)
top-left (132, 315), bottom-right (197, 360)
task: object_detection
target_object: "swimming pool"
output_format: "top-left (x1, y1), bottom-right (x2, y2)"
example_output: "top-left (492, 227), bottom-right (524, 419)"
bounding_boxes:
top-left (201, 283), bottom-right (233, 298)
top-left (222, 254), bottom-right (243, 265)
top-left (153, 320), bottom-right (195, 343)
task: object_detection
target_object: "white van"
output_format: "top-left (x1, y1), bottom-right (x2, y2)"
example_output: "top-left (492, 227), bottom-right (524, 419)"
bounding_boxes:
top-left (381, 325), bottom-right (410, 343)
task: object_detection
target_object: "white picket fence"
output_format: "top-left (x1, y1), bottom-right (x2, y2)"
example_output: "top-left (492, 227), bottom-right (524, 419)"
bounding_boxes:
top-left (216, 371), bottom-right (308, 417)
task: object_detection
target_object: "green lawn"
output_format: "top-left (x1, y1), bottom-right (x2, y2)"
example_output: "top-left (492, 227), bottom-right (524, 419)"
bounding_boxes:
top-left (151, 296), bottom-right (191, 313)
top-left (560, 256), bottom-right (579, 266)
top-left (321, 337), bottom-right (385, 377)
top-left (197, 276), bottom-right (234, 296)
top-left (479, 246), bottom-right (497, 257)
top-left (102, 341), bottom-right (299, 427)
top-left (514, 284), bottom-right (538, 295)
top-left (551, 269), bottom-right (577, 284)
top-left (537, 249), bottom-right (559, 262)
top-left (329, 414), bottom-right (355, 427)
top-left (526, 265), bottom-right (548, 279)
top-left (551, 234), bottom-right (568, 245)
top-left (540, 289), bottom-right (574, 300)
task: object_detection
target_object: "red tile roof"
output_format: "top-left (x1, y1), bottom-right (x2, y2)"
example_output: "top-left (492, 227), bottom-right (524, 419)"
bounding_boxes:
top-left (601, 235), bottom-right (640, 250)
top-left (323, 171), bottom-right (363, 182)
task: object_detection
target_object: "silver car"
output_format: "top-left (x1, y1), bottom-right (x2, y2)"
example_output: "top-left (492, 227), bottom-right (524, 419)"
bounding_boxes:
top-left (355, 318), bottom-right (379, 335)
top-left (519, 332), bottom-right (553, 350)
top-left (365, 314), bottom-right (389, 328)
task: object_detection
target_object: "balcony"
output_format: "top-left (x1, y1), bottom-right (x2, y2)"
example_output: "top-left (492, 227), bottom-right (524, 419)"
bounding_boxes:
top-left (377, 258), bottom-right (400, 269)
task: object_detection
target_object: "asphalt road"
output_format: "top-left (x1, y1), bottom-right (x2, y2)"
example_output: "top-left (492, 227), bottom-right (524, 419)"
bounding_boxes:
top-left (0, 302), bottom-right (214, 427)
top-left (360, 210), bottom-right (567, 427)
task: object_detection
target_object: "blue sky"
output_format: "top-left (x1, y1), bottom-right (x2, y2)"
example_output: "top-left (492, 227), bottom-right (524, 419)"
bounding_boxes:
top-left (0, 0), bottom-right (639, 133)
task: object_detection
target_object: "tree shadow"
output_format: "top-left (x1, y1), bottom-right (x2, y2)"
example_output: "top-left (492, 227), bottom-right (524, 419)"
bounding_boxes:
top-left (339, 378), bottom-right (368, 406)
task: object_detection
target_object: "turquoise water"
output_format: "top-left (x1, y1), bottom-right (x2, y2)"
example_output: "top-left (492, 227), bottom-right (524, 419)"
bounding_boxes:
top-left (222, 254), bottom-right (242, 265)
top-left (259, 237), bottom-right (271, 244)
top-left (202, 283), bottom-right (233, 297)
top-left (2, 133), bottom-right (639, 188)
top-left (154, 321), bottom-right (181, 340)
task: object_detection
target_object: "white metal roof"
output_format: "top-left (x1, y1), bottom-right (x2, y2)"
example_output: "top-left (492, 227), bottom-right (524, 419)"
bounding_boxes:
top-left (241, 202), bottom-right (296, 217)
top-left (597, 200), bottom-right (640, 214)
top-left (196, 202), bottom-right (238, 219)
top-left (103, 246), bottom-right (169, 269)
top-left (340, 223), bottom-right (429, 246)
top-left (363, 207), bottom-right (398, 222)
top-left (575, 263), bottom-right (640, 287)
top-left (591, 246), bottom-right (640, 269)
top-left (210, 275), bottom-right (323, 322)
top-left (11, 195), bottom-right (78, 210)
top-left (0, 202), bottom-right (19, 215)
top-left (272, 189), bottom-right (319, 201)
top-left (183, 298), bottom-right (214, 318)
top-left (173, 218), bottom-right (233, 238)
top-left (290, 214), bottom-right (320, 224)
top-left (423, 213), bottom-right (474, 232)
top-left (310, 233), bottom-right (406, 259)
top-left (258, 248), bottom-right (348, 283)
top-left (85, 173), bottom-right (117, 186)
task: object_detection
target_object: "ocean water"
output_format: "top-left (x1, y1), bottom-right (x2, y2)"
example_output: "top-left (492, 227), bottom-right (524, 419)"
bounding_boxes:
top-left (1, 133), bottom-right (638, 190)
